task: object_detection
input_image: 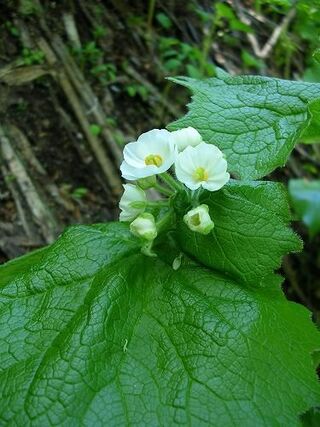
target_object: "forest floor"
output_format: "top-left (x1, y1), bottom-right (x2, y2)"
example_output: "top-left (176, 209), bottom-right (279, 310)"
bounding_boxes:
top-left (0, 0), bottom-right (319, 316)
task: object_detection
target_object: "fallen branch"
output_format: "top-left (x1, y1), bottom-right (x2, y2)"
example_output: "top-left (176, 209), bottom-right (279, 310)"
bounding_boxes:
top-left (50, 35), bottom-right (123, 166)
top-left (0, 63), bottom-right (50, 86)
top-left (37, 37), bottom-right (123, 197)
top-left (0, 124), bottom-right (61, 243)
top-left (234, 1), bottom-right (296, 59)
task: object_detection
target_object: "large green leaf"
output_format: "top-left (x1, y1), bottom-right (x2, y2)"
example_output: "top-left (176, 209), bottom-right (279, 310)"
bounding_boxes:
top-left (0, 222), bottom-right (319, 426)
top-left (174, 180), bottom-right (301, 286)
top-left (168, 72), bottom-right (320, 179)
top-left (300, 99), bottom-right (320, 144)
top-left (289, 179), bottom-right (320, 236)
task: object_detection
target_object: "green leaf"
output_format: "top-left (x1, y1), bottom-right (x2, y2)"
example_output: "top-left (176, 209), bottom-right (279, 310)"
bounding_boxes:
top-left (89, 124), bottom-right (102, 136)
top-left (303, 62), bottom-right (320, 83)
top-left (301, 407), bottom-right (320, 427)
top-left (174, 180), bottom-right (302, 286)
top-left (156, 12), bottom-right (172, 29)
top-left (0, 221), bottom-right (319, 425)
top-left (300, 99), bottom-right (320, 144)
top-left (289, 179), bottom-right (320, 236)
top-left (168, 73), bottom-right (320, 179)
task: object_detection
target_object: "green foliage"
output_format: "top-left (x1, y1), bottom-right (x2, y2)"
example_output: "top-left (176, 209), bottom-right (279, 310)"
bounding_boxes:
top-left (1, 69), bottom-right (320, 424)
top-left (169, 71), bottom-right (320, 179)
top-left (4, 21), bottom-right (19, 37)
top-left (0, 222), bottom-right (319, 425)
top-left (300, 99), bottom-right (320, 143)
top-left (156, 12), bottom-right (172, 29)
top-left (174, 180), bottom-right (301, 285)
top-left (303, 62), bottom-right (320, 84)
top-left (241, 50), bottom-right (264, 71)
top-left (74, 41), bottom-right (102, 66)
top-left (18, 0), bottom-right (40, 15)
top-left (302, 407), bottom-right (320, 427)
top-left (125, 83), bottom-right (149, 100)
top-left (289, 179), bottom-right (320, 237)
top-left (92, 25), bottom-right (108, 39)
top-left (21, 48), bottom-right (45, 65)
top-left (71, 187), bottom-right (89, 199)
top-left (213, 2), bottom-right (252, 33)
top-left (158, 37), bottom-right (215, 78)
top-left (255, 0), bottom-right (320, 77)
top-left (89, 124), bottom-right (102, 136)
top-left (73, 42), bottom-right (117, 85)
top-left (90, 63), bottom-right (117, 84)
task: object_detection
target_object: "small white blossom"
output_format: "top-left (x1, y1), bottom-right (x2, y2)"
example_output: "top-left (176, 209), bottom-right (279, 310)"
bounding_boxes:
top-left (120, 129), bottom-right (176, 180)
top-left (184, 204), bottom-right (214, 235)
top-left (119, 184), bottom-right (147, 222)
top-left (175, 142), bottom-right (229, 191)
top-left (130, 213), bottom-right (157, 241)
top-left (171, 127), bottom-right (203, 151)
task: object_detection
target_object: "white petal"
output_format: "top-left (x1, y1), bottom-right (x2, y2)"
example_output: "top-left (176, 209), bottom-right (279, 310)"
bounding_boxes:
top-left (121, 129), bottom-right (176, 180)
top-left (208, 157), bottom-right (228, 175)
top-left (120, 161), bottom-right (141, 180)
top-left (119, 184), bottom-right (146, 206)
top-left (138, 129), bottom-right (172, 145)
top-left (119, 210), bottom-right (136, 221)
top-left (203, 172), bottom-right (230, 191)
top-left (194, 143), bottom-right (223, 167)
top-left (175, 146), bottom-right (198, 188)
top-left (123, 142), bottom-right (148, 168)
top-left (175, 142), bottom-right (229, 191)
top-left (171, 127), bottom-right (203, 151)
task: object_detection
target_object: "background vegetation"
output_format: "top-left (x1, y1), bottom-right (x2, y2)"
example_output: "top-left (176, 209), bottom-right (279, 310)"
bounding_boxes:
top-left (0, 0), bottom-right (319, 316)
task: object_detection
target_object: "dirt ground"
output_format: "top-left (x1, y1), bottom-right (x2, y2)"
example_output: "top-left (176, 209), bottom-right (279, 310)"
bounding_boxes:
top-left (1, 0), bottom-right (319, 315)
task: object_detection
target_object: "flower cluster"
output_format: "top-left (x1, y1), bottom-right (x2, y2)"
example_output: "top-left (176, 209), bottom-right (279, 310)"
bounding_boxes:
top-left (119, 127), bottom-right (230, 254)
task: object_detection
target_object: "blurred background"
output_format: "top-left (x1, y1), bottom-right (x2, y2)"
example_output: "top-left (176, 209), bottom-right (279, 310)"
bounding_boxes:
top-left (0, 0), bottom-right (319, 316)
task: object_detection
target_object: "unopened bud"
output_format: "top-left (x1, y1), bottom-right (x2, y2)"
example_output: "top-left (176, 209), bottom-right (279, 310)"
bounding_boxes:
top-left (171, 127), bottom-right (203, 151)
top-left (137, 176), bottom-right (157, 190)
top-left (183, 204), bottom-right (214, 235)
top-left (130, 213), bottom-right (157, 241)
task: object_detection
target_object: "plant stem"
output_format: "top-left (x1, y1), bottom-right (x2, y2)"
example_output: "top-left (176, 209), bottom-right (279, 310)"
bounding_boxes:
top-left (160, 172), bottom-right (183, 192)
top-left (191, 188), bottom-right (204, 206)
top-left (147, 200), bottom-right (169, 208)
top-left (147, 0), bottom-right (156, 39)
top-left (153, 182), bottom-right (174, 196)
top-left (156, 210), bottom-right (174, 233)
top-left (141, 241), bottom-right (157, 257)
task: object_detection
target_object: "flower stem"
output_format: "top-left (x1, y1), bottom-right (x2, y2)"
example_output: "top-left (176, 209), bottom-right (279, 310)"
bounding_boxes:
top-left (156, 210), bottom-right (175, 233)
top-left (191, 188), bottom-right (204, 206)
top-left (153, 182), bottom-right (174, 197)
top-left (141, 241), bottom-right (157, 257)
top-left (146, 200), bottom-right (169, 208)
top-left (160, 172), bottom-right (183, 192)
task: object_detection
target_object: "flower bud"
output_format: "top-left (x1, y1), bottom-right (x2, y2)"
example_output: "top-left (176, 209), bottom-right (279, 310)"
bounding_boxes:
top-left (130, 213), bottom-right (157, 241)
top-left (137, 176), bottom-right (157, 190)
top-left (171, 127), bottom-right (203, 151)
top-left (183, 204), bottom-right (214, 235)
top-left (119, 184), bottom-right (147, 222)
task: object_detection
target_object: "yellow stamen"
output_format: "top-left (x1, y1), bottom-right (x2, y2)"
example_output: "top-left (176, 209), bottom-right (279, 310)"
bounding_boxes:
top-left (193, 167), bottom-right (208, 182)
top-left (144, 154), bottom-right (163, 167)
top-left (190, 213), bottom-right (201, 227)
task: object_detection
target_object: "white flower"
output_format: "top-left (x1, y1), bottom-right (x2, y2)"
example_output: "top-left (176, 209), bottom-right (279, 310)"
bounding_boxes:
top-left (171, 127), bottom-right (203, 151)
top-left (130, 213), bottom-right (157, 241)
top-left (184, 204), bottom-right (214, 235)
top-left (175, 142), bottom-right (230, 191)
top-left (120, 129), bottom-right (176, 180)
top-left (119, 184), bottom-right (147, 222)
